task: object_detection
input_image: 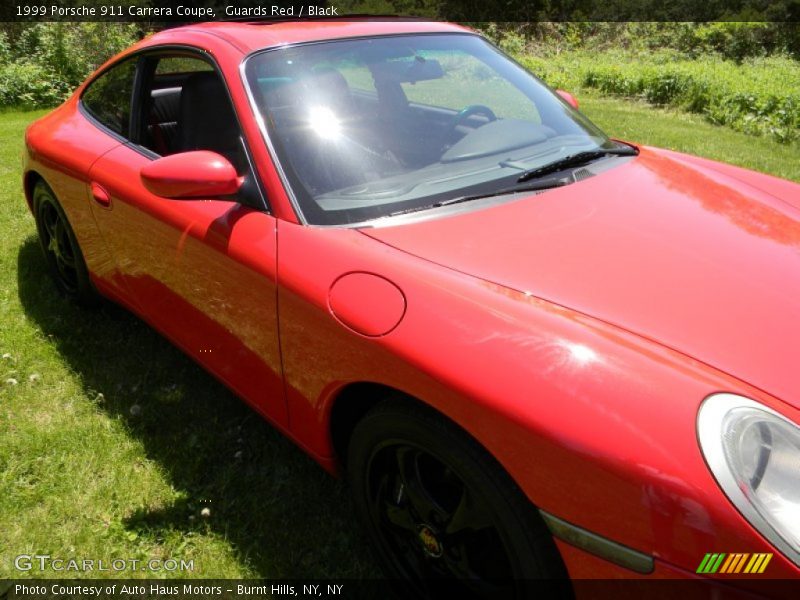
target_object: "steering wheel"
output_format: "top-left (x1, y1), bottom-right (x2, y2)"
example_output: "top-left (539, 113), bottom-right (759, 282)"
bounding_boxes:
top-left (449, 104), bottom-right (497, 132)
top-left (441, 105), bottom-right (497, 154)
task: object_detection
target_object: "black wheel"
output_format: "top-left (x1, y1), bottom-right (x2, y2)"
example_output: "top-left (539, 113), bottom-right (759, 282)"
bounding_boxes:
top-left (33, 181), bottom-right (99, 306)
top-left (348, 399), bottom-right (570, 600)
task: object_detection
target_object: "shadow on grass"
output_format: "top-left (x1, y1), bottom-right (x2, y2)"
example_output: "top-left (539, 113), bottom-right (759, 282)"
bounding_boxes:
top-left (16, 236), bottom-right (379, 579)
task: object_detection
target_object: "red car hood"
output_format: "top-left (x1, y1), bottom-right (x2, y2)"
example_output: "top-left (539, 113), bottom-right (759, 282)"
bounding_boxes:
top-left (362, 147), bottom-right (800, 408)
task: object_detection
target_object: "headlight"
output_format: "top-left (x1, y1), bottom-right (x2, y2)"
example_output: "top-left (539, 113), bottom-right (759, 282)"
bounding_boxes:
top-left (698, 393), bottom-right (800, 566)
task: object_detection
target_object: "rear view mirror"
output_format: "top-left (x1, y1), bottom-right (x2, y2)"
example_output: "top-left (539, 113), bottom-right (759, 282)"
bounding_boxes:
top-left (378, 57), bottom-right (445, 84)
top-left (140, 151), bottom-right (242, 199)
top-left (404, 57), bottom-right (445, 83)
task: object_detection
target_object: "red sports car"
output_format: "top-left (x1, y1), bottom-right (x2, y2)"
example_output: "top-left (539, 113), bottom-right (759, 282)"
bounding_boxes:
top-left (22, 19), bottom-right (800, 597)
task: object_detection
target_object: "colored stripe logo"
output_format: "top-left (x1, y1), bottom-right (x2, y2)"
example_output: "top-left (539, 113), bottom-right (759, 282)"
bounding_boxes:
top-left (696, 553), bottom-right (772, 574)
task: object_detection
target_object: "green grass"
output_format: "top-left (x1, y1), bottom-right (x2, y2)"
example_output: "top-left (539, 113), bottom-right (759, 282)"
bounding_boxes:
top-left (0, 113), bottom-right (378, 580)
top-left (579, 91), bottom-right (800, 182)
top-left (1, 92), bottom-right (799, 579)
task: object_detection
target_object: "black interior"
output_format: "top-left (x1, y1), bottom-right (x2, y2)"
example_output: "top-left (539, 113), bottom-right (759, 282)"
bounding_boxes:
top-left (177, 72), bottom-right (242, 166)
top-left (146, 86), bottom-right (181, 155)
top-left (143, 67), bottom-right (245, 173)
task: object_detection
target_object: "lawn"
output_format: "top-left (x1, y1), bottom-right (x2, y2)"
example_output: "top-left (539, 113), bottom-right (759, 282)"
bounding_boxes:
top-left (0, 110), bottom-right (379, 580)
top-left (579, 91), bottom-right (800, 182)
top-left (1, 95), bottom-right (799, 580)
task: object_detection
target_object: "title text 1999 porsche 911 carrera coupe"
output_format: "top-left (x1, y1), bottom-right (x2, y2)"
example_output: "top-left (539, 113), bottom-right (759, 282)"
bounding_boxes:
top-left (22, 18), bottom-right (800, 598)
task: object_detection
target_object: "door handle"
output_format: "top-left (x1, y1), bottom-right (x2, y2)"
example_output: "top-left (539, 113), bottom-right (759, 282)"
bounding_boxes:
top-left (90, 182), bottom-right (111, 208)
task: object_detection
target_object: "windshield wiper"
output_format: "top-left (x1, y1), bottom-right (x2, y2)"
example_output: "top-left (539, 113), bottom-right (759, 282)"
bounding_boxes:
top-left (385, 175), bottom-right (570, 218)
top-left (517, 145), bottom-right (638, 183)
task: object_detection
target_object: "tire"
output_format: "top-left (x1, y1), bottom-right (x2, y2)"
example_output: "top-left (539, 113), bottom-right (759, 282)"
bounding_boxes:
top-left (33, 180), bottom-right (100, 306)
top-left (347, 399), bottom-right (571, 600)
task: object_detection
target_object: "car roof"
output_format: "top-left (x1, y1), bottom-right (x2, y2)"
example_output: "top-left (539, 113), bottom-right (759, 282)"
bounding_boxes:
top-left (145, 19), bottom-right (474, 55)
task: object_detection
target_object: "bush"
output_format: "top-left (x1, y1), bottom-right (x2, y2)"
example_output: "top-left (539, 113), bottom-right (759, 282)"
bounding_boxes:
top-left (583, 57), bottom-right (800, 142)
top-left (0, 23), bottom-right (140, 109)
top-left (0, 31), bottom-right (10, 64)
top-left (0, 63), bottom-right (70, 109)
top-left (541, 51), bottom-right (800, 143)
top-left (479, 22), bottom-right (800, 61)
top-left (678, 22), bottom-right (777, 62)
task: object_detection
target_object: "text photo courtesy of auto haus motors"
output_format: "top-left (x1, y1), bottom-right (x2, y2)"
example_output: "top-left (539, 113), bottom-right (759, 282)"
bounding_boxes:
top-left (2, 1), bottom-right (800, 599)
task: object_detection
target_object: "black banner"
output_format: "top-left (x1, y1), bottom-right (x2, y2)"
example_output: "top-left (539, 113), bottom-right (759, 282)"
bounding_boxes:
top-left (0, 0), bottom-right (799, 22)
top-left (3, 579), bottom-right (800, 600)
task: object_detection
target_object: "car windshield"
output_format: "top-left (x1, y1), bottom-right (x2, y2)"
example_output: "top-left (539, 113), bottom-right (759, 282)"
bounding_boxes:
top-left (244, 33), bottom-right (618, 226)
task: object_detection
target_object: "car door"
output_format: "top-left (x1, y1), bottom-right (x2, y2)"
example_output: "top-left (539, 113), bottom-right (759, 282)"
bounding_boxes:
top-left (84, 52), bottom-right (286, 425)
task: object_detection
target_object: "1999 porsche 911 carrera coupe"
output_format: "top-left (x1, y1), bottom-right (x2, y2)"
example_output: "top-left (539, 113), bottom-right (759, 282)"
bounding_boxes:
top-left (22, 18), bottom-right (800, 597)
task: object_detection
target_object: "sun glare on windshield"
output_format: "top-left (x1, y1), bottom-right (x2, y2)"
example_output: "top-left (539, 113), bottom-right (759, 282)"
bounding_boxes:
top-left (308, 106), bottom-right (342, 140)
top-left (245, 34), bottom-right (613, 225)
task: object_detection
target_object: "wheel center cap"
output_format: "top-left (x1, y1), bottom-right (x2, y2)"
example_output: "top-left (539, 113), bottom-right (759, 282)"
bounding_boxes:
top-left (417, 524), bottom-right (443, 558)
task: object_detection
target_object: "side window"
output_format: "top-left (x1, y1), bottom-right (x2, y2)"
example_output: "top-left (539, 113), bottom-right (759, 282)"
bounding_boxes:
top-left (81, 57), bottom-right (138, 138)
top-left (141, 54), bottom-right (245, 174)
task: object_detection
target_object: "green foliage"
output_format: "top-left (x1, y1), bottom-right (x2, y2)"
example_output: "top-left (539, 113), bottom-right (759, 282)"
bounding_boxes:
top-left (518, 50), bottom-right (800, 144)
top-left (0, 23), bottom-right (140, 109)
top-left (0, 63), bottom-right (71, 109)
top-left (478, 22), bottom-right (800, 61)
top-left (677, 22), bottom-right (777, 62)
top-left (0, 31), bottom-right (10, 63)
top-left (479, 23), bottom-right (528, 55)
top-left (583, 54), bottom-right (800, 143)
